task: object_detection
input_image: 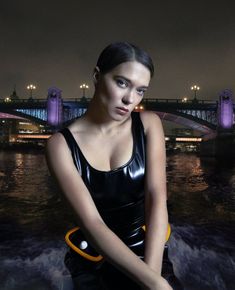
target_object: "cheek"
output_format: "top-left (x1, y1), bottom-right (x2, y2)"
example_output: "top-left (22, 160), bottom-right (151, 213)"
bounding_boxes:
top-left (139, 95), bottom-right (144, 102)
top-left (134, 94), bottom-right (143, 104)
top-left (104, 84), bottom-right (122, 101)
top-left (98, 84), bottom-right (118, 105)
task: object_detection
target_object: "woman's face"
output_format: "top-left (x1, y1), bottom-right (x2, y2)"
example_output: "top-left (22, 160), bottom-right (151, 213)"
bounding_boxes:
top-left (94, 61), bottom-right (151, 121)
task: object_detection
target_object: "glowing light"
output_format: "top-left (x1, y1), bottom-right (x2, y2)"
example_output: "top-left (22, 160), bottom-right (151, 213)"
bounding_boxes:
top-left (27, 84), bottom-right (36, 99)
top-left (27, 84), bottom-right (36, 90)
top-left (191, 85), bottom-right (200, 100)
top-left (80, 83), bottom-right (89, 97)
top-left (47, 87), bottom-right (63, 126)
top-left (134, 105), bottom-right (144, 111)
top-left (175, 137), bottom-right (202, 142)
top-left (80, 84), bottom-right (89, 89)
top-left (19, 122), bottom-right (32, 125)
top-left (191, 85), bottom-right (200, 91)
top-left (4, 97), bottom-right (11, 102)
top-left (218, 89), bottom-right (233, 129)
top-left (16, 134), bottom-right (51, 139)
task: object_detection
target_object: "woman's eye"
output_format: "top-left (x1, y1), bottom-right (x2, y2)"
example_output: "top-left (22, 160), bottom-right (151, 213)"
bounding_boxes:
top-left (136, 89), bottom-right (146, 97)
top-left (116, 79), bottom-right (128, 88)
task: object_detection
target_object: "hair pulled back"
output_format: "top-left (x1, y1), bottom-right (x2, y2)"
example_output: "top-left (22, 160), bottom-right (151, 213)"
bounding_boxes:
top-left (96, 42), bottom-right (154, 78)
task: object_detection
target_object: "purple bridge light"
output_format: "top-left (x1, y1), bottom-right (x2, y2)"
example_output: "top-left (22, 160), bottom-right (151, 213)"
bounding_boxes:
top-left (218, 89), bottom-right (233, 129)
top-left (47, 87), bottom-right (63, 127)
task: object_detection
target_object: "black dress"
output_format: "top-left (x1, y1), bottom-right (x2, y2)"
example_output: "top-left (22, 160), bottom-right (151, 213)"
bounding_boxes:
top-left (60, 112), bottom-right (182, 290)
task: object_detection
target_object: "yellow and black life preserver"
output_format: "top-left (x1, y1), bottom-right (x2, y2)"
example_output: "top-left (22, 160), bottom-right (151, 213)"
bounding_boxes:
top-left (65, 224), bottom-right (171, 262)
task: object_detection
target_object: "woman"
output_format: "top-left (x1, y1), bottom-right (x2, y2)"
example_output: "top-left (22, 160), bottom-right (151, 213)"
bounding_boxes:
top-left (46, 42), bottom-right (181, 290)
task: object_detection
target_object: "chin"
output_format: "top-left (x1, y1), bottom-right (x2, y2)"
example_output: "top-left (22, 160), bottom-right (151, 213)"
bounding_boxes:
top-left (114, 112), bottom-right (131, 121)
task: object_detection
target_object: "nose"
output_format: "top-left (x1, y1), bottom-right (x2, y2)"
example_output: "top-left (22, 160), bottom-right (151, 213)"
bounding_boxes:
top-left (122, 89), bottom-right (134, 105)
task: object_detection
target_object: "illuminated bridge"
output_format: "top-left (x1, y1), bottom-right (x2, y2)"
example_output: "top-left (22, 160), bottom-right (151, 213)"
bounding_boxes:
top-left (0, 88), bottom-right (234, 140)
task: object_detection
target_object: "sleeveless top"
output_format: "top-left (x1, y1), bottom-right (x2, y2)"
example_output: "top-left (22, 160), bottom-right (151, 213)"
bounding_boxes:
top-left (60, 112), bottom-right (146, 238)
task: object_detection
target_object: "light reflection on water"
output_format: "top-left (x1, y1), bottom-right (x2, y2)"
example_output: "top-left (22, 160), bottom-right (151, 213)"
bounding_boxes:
top-left (167, 154), bottom-right (235, 225)
top-left (0, 151), bottom-right (234, 290)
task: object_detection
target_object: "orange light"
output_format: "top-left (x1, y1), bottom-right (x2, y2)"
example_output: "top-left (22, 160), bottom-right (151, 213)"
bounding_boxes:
top-left (16, 134), bottom-right (51, 139)
top-left (175, 137), bottom-right (202, 142)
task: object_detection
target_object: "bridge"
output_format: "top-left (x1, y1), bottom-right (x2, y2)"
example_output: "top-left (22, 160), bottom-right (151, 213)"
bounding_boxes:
top-left (0, 88), bottom-right (234, 140)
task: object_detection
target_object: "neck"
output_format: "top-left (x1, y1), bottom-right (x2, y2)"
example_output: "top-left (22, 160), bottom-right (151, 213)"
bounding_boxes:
top-left (82, 95), bottom-right (130, 134)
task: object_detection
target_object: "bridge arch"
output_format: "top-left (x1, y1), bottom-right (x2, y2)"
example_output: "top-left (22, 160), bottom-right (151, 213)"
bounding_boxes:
top-left (0, 110), bottom-right (47, 126)
top-left (154, 110), bottom-right (217, 139)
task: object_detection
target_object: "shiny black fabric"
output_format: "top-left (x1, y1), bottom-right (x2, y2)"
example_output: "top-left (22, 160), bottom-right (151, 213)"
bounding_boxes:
top-left (60, 112), bottom-right (146, 237)
top-left (60, 112), bottom-right (183, 289)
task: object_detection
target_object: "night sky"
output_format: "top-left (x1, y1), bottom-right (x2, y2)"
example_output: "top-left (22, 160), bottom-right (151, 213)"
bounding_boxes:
top-left (1, 0), bottom-right (235, 101)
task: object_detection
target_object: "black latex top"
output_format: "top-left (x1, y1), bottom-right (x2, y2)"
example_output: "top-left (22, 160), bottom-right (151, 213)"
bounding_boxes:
top-left (60, 112), bottom-right (146, 238)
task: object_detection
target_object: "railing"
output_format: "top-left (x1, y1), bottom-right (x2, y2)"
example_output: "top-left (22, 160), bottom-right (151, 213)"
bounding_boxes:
top-left (0, 97), bottom-right (217, 105)
top-left (64, 97), bottom-right (92, 102)
top-left (64, 98), bottom-right (217, 105)
top-left (142, 98), bottom-right (217, 105)
top-left (0, 98), bottom-right (47, 104)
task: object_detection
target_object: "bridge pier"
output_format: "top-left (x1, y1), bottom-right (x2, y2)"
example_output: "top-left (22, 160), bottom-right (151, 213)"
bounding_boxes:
top-left (47, 87), bottom-right (63, 129)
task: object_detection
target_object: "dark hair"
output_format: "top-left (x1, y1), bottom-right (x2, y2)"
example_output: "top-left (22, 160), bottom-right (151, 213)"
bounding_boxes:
top-left (96, 42), bottom-right (154, 78)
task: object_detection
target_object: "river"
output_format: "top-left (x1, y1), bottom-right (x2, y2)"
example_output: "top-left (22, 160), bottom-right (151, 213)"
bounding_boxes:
top-left (0, 151), bottom-right (234, 290)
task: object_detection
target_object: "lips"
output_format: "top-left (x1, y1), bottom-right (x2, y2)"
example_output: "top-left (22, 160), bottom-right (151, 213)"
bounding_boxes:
top-left (116, 107), bottom-right (129, 113)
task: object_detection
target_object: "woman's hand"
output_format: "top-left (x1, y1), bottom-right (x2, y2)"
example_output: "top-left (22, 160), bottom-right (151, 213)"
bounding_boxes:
top-left (142, 275), bottom-right (173, 290)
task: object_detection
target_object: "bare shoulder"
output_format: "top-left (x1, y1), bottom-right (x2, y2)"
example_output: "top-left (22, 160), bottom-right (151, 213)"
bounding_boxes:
top-left (139, 110), bottom-right (163, 135)
top-left (46, 131), bottom-right (65, 149)
top-left (45, 130), bottom-right (77, 180)
top-left (46, 131), bottom-right (69, 157)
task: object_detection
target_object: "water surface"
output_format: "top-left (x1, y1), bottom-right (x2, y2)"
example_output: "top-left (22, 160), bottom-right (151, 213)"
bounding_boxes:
top-left (0, 151), bottom-right (234, 290)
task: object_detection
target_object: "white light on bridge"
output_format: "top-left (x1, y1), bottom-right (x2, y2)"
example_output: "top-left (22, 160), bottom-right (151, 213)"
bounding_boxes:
top-left (175, 137), bottom-right (202, 142)
top-left (80, 83), bottom-right (89, 97)
top-left (191, 85), bottom-right (200, 100)
top-left (19, 122), bottom-right (32, 125)
top-left (4, 97), bottom-right (11, 102)
top-left (27, 84), bottom-right (36, 99)
top-left (27, 84), bottom-right (36, 90)
top-left (191, 85), bottom-right (200, 91)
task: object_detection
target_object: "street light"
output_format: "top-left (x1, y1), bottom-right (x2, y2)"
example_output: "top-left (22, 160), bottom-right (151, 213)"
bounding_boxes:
top-left (135, 105), bottom-right (144, 111)
top-left (4, 97), bottom-right (11, 103)
top-left (182, 97), bottom-right (188, 103)
top-left (27, 84), bottom-right (36, 100)
top-left (191, 85), bottom-right (200, 100)
top-left (80, 83), bottom-right (89, 98)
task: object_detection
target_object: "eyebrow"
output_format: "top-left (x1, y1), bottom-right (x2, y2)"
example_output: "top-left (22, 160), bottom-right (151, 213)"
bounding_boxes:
top-left (115, 75), bottom-right (149, 89)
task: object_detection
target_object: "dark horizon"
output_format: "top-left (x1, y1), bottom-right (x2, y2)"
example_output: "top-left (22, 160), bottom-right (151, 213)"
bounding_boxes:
top-left (1, 0), bottom-right (235, 101)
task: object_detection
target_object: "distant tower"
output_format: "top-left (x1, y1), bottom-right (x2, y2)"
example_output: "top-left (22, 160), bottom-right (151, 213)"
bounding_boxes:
top-left (218, 89), bottom-right (233, 130)
top-left (10, 85), bottom-right (19, 100)
top-left (47, 87), bottom-right (63, 127)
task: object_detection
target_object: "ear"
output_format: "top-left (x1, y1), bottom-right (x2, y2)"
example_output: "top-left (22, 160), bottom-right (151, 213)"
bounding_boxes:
top-left (93, 66), bottom-right (100, 85)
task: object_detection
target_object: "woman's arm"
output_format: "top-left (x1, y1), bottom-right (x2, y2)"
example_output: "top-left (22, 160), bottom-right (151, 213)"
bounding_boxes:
top-left (46, 132), bottom-right (171, 290)
top-left (140, 111), bottom-right (169, 275)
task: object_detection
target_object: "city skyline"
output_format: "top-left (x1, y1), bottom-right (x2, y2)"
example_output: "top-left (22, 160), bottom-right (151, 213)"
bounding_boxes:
top-left (1, 0), bottom-right (235, 101)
